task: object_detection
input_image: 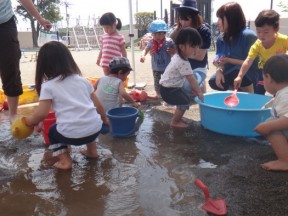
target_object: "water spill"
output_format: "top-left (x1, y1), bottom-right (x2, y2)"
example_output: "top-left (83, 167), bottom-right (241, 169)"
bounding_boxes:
top-left (0, 105), bottom-right (228, 215)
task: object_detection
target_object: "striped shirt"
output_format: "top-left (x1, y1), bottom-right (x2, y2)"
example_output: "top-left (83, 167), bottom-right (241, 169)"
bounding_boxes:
top-left (100, 32), bottom-right (125, 68)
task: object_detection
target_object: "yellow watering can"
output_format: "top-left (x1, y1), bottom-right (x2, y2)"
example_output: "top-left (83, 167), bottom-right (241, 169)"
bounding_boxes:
top-left (11, 117), bottom-right (34, 139)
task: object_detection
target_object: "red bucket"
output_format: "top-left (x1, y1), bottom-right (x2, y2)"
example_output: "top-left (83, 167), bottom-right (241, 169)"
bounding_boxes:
top-left (42, 112), bottom-right (56, 145)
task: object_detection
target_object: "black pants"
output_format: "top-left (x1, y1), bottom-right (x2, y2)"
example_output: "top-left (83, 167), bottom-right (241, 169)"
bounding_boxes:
top-left (208, 70), bottom-right (252, 91)
top-left (0, 16), bottom-right (23, 96)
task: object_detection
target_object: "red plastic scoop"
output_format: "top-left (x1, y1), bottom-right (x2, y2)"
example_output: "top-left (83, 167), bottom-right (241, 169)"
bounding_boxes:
top-left (195, 179), bottom-right (227, 215)
top-left (224, 88), bottom-right (239, 107)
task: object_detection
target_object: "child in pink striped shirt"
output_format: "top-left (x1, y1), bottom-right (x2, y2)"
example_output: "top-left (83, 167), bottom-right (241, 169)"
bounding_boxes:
top-left (97, 12), bottom-right (127, 75)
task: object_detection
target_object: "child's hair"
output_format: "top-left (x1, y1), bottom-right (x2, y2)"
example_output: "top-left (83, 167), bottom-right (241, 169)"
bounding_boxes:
top-left (263, 54), bottom-right (288, 83)
top-left (109, 57), bottom-right (132, 74)
top-left (99, 12), bottom-right (122, 30)
top-left (216, 2), bottom-right (246, 42)
top-left (255, 9), bottom-right (279, 29)
top-left (35, 41), bottom-right (82, 94)
top-left (175, 28), bottom-right (202, 60)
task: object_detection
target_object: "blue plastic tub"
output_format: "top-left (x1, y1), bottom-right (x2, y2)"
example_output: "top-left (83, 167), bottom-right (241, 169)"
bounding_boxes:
top-left (106, 107), bottom-right (139, 137)
top-left (195, 92), bottom-right (272, 137)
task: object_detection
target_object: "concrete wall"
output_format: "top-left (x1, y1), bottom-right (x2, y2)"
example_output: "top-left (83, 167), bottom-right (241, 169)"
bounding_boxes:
top-left (249, 18), bottom-right (288, 35)
top-left (18, 32), bottom-right (33, 49)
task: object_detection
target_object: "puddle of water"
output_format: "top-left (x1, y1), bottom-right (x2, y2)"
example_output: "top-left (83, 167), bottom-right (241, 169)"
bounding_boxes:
top-left (0, 106), bottom-right (219, 215)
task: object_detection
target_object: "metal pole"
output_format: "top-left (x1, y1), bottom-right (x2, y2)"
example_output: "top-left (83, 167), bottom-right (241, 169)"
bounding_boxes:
top-left (161, 0), bottom-right (163, 19)
top-left (129, 0), bottom-right (136, 85)
top-left (136, 0), bottom-right (138, 13)
top-left (270, 0), bottom-right (273, 9)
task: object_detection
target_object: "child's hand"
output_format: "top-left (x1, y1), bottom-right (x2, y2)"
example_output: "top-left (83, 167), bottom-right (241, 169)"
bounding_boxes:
top-left (254, 122), bottom-right (271, 136)
top-left (140, 56), bottom-right (145, 63)
top-left (102, 117), bottom-right (110, 126)
top-left (197, 92), bottom-right (204, 102)
top-left (149, 49), bottom-right (155, 56)
top-left (261, 98), bottom-right (274, 109)
top-left (234, 76), bottom-right (242, 90)
top-left (167, 47), bottom-right (176, 55)
top-left (193, 89), bottom-right (204, 102)
top-left (96, 58), bottom-right (100, 66)
top-left (215, 71), bottom-right (225, 89)
top-left (132, 102), bottom-right (140, 108)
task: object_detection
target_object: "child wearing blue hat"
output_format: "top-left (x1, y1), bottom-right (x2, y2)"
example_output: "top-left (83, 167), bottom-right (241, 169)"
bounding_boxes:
top-left (140, 20), bottom-right (175, 98)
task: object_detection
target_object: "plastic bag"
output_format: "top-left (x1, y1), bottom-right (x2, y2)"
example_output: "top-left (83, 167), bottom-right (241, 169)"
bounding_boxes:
top-left (37, 29), bottom-right (59, 47)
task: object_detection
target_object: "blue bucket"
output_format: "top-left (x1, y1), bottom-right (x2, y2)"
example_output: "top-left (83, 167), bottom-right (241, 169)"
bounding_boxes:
top-left (106, 107), bottom-right (139, 137)
top-left (195, 92), bottom-right (272, 137)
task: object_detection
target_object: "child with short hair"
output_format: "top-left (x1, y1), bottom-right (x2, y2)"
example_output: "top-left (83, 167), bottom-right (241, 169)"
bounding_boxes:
top-left (95, 57), bottom-right (139, 111)
top-left (234, 9), bottom-right (288, 94)
top-left (255, 54), bottom-right (288, 171)
top-left (159, 28), bottom-right (204, 128)
top-left (140, 20), bottom-right (175, 98)
top-left (97, 12), bottom-right (127, 75)
top-left (25, 41), bottom-right (109, 170)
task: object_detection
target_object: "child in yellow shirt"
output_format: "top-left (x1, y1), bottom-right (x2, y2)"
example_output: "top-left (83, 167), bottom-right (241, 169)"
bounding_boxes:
top-left (234, 9), bottom-right (288, 94)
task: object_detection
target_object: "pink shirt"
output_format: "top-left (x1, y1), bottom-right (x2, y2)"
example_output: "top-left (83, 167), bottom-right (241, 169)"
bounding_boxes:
top-left (100, 32), bottom-right (125, 68)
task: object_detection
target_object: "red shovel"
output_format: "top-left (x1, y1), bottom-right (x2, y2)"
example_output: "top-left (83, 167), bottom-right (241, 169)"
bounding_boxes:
top-left (195, 179), bottom-right (227, 215)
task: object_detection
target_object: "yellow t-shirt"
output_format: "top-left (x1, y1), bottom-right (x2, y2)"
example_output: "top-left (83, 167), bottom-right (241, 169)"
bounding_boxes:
top-left (247, 33), bottom-right (288, 69)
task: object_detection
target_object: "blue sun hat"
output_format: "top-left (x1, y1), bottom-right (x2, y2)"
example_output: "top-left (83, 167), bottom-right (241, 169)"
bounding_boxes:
top-left (148, 20), bottom-right (169, 33)
top-left (175, 0), bottom-right (199, 14)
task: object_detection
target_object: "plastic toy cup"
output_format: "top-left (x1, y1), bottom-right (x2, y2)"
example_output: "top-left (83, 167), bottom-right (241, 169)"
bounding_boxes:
top-left (11, 117), bottom-right (34, 139)
top-left (213, 53), bottom-right (225, 64)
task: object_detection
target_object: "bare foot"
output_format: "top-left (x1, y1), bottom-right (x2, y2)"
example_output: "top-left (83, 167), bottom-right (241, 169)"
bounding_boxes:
top-left (53, 152), bottom-right (72, 170)
top-left (80, 148), bottom-right (99, 159)
top-left (41, 150), bottom-right (59, 168)
top-left (170, 121), bottom-right (189, 128)
top-left (261, 160), bottom-right (288, 171)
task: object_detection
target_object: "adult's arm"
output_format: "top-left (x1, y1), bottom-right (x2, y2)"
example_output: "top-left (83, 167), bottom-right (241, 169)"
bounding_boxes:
top-left (19, 0), bottom-right (52, 30)
top-left (191, 24), bottom-right (211, 61)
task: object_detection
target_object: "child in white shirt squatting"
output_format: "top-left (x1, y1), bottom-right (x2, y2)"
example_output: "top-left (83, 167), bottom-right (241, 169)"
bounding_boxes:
top-left (159, 28), bottom-right (204, 128)
top-left (25, 41), bottom-right (109, 170)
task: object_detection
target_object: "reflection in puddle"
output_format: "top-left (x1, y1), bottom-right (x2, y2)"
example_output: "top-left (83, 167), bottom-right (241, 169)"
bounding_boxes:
top-left (197, 159), bottom-right (217, 168)
top-left (0, 106), bottom-right (221, 215)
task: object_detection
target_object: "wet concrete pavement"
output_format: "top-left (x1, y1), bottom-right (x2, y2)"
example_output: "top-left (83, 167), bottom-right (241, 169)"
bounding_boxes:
top-left (0, 50), bottom-right (288, 215)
